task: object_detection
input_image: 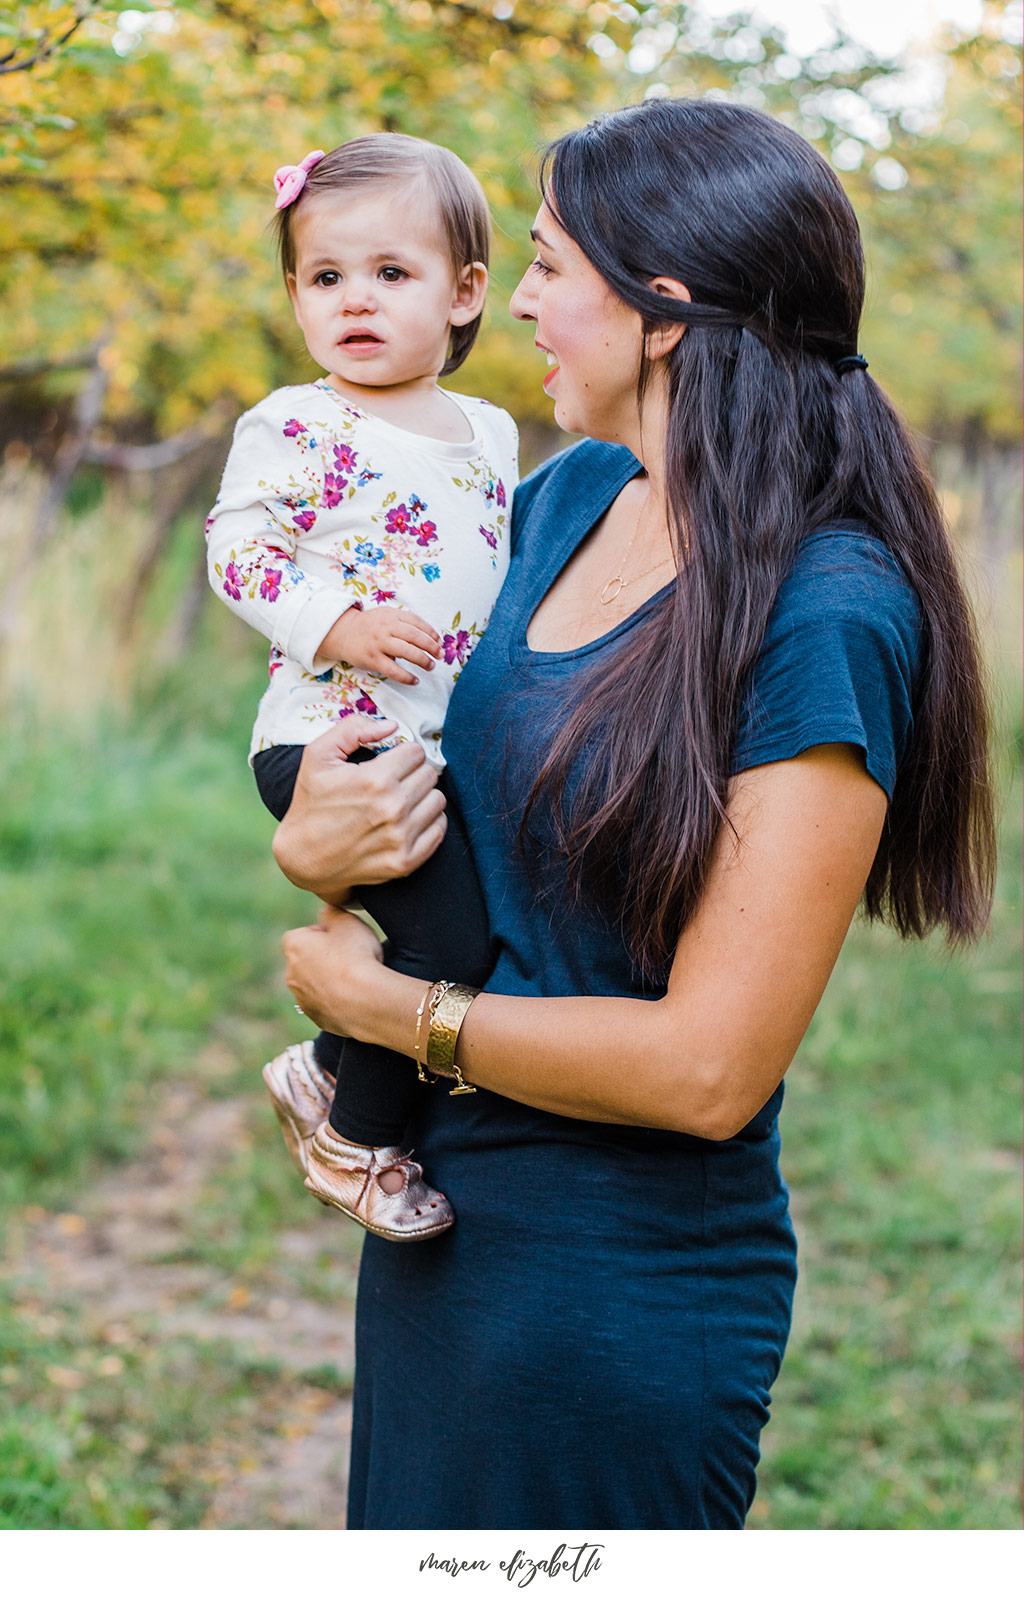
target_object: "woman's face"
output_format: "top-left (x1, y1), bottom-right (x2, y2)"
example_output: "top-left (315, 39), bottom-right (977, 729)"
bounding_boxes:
top-left (509, 198), bottom-right (646, 445)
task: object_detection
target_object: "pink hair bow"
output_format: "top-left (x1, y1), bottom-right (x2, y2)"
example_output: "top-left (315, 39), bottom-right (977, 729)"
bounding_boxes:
top-left (273, 150), bottom-right (325, 210)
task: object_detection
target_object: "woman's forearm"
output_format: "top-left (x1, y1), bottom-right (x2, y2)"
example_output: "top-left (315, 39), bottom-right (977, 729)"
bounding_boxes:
top-left (352, 962), bottom-right (729, 1135)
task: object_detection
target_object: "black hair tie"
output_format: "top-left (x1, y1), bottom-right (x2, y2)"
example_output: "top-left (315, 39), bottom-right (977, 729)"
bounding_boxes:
top-left (835, 353), bottom-right (869, 376)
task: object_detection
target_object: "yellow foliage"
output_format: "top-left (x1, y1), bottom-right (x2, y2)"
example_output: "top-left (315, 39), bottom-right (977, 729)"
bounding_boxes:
top-left (0, 1), bottom-right (1019, 448)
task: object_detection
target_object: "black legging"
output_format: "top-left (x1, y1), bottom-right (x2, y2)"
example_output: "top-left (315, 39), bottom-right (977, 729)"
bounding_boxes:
top-left (254, 742), bottom-right (493, 1146)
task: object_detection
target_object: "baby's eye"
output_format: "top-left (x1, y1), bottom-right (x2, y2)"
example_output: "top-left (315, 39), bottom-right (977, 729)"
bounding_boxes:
top-left (379, 265), bottom-right (407, 283)
top-left (314, 270), bottom-right (340, 287)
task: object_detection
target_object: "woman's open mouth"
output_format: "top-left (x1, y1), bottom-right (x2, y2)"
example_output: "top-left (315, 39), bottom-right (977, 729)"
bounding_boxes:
top-left (538, 346), bottom-right (559, 390)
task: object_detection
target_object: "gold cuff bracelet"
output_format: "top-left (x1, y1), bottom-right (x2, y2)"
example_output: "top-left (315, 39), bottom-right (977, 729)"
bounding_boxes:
top-left (425, 981), bottom-right (480, 1095)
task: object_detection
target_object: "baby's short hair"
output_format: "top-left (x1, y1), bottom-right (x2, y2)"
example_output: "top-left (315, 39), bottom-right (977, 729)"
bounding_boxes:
top-left (275, 133), bottom-right (490, 376)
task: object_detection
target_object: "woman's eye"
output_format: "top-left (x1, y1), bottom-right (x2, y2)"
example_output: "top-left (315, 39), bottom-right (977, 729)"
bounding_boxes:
top-left (315, 271), bottom-right (340, 287)
top-left (530, 258), bottom-right (552, 277)
top-left (379, 266), bottom-right (407, 283)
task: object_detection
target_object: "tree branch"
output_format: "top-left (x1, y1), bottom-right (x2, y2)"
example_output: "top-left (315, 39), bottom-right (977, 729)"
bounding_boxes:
top-left (0, 349), bottom-right (100, 382)
top-left (0, 3), bottom-right (100, 78)
top-left (83, 404), bottom-right (233, 471)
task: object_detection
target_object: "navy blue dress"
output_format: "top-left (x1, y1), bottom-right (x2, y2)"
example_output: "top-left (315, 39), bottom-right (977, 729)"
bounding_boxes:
top-left (346, 441), bottom-right (923, 1530)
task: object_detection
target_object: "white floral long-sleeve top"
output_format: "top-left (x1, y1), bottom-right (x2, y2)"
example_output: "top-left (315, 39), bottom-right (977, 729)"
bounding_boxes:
top-left (206, 380), bottom-right (519, 769)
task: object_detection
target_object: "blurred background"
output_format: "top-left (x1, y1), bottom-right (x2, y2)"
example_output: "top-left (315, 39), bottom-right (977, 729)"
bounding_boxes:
top-left (0, 0), bottom-right (1020, 1531)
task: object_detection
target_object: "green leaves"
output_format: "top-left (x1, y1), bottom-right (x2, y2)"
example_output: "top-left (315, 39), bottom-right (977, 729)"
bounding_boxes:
top-left (1, 2), bottom-right (1019, 446)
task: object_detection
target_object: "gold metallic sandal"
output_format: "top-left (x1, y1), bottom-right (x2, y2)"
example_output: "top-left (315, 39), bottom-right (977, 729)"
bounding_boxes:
top-left (262, 1041), bottom-right (335, 1177)
top-left (304, 1122), bottom-right (454, 1242)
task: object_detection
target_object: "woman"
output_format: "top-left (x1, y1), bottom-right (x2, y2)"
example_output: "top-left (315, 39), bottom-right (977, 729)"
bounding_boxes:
top-left (275, 100), bottom-right (994, 1529)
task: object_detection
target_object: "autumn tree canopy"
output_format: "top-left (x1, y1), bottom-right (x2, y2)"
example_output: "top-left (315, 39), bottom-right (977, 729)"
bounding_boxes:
top-left (1, 1), bottom-right (1020, 448)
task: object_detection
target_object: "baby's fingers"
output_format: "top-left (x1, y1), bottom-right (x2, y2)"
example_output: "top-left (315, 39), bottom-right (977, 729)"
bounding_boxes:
top-left (373, 652), bottom-right (420, 685)
top-left (387, 636), bottom-right (439, 673)
top-left (396, 613), bottom-right (442, 653)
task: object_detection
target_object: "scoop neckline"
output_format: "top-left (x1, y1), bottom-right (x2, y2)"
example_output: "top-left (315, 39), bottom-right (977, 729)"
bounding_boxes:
top-left (313, 379), bottom-right (483, 461)
top-left (511, 453), bottom-right (675, 665)
top-left (513, 580), bottom-right (674, 665)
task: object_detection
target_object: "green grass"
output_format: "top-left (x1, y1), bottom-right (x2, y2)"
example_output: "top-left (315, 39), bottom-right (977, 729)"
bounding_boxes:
top-left (0, 698), bottom-right (357, 1529)
top-left (0, 1288), bottom-right (317, 1530)
top-left (0, 702), bottom-right (311, 1207)
top-left (755, 781), bottom-right (1022, 1528)
top-left (0, 700), bottom-right (1019, 1528)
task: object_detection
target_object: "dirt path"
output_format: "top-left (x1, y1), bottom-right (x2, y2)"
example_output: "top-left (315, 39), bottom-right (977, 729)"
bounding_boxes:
top-left (3, 1075), bottom-right (359, 1529)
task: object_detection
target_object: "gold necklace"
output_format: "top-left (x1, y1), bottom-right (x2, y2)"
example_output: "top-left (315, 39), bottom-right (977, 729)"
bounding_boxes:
top-left (599, 484), bottom-right (675, 606)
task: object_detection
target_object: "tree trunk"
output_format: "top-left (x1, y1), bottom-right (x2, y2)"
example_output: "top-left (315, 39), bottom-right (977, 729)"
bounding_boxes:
top-left (120, 441), bottom-right (222, 639)
top-left (0, 352), bottom-right (110, 641)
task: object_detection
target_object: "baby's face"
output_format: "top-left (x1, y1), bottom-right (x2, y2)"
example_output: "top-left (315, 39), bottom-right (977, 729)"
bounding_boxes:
top-left (287, 184), bottom-right (474, 395)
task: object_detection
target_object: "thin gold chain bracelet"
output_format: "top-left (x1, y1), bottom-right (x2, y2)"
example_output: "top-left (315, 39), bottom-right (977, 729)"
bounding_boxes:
top-left (413, 980), bottom-right (436, 1083)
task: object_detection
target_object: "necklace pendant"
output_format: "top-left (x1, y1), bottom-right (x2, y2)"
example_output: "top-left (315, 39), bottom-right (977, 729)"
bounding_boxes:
top-left (599, 576), bottom-right (624, 606)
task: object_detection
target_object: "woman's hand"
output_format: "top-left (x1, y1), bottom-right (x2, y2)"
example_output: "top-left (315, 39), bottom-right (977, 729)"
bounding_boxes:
top-left (283, 905), bottom-right (386, 1035)
top-left (272, 715), bottom-right (447, 904)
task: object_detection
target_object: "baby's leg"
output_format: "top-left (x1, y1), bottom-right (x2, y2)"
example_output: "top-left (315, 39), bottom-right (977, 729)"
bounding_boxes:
top-left (325, 767), bottom-right (493, 1147)
top-left (253, 744), bottom-right (347, 1081)
top-left (255, 745), bottom-right (491, 1238)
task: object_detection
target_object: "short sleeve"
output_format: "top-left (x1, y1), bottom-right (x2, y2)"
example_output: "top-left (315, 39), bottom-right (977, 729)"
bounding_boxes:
top-left (731, 530), bottom-right (925, 798)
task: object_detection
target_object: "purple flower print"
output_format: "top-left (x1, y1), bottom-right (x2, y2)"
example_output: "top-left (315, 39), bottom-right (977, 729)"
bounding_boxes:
top-left (385, 503), bottom-right (413, 537)
top-left (416, 520), bottom-right (437, 546)
top-left (259, 568), bottom-right (282, 602)
top-left (222, 561), bottom-right (242, 601)
top-left (496, 479), bottom-right (506, 508)
top-left (322, 472), bottom-right (345, 509)
top-left (293, 508), bottom-right (316, 532)
top-left (354, 694), bottom-right (379, 715)
top-left (442, 629), bottom-right (470, 666)
top-left (422, 564), bottom-right (440, 583)
top-left (479, 524), bottom-right (497, 550)
top-left (283, 419), bottom-right (307, 438)
top-left (373, 588), bottom-right (397, 604)
top-left (334, 443), bottom-right (358, 473)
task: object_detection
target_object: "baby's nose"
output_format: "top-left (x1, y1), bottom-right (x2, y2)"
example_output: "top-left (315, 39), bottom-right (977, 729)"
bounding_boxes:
top-left (341, 277), bottom-right (376, 312)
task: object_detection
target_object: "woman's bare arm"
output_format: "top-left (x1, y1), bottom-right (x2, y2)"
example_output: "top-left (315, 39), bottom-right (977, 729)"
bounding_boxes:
top-left (283, 743), bottom-right (887, 1138)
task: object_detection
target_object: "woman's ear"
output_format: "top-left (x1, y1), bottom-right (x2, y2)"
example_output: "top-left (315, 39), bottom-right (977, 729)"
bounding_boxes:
top-left (450, 261), bottom-right (489, 327)
top-left (646, 278), bottom-right (691, 359)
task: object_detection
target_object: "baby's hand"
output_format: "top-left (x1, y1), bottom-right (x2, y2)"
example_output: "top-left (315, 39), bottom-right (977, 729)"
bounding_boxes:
top-left (319, 605), bottom-right (442, 685)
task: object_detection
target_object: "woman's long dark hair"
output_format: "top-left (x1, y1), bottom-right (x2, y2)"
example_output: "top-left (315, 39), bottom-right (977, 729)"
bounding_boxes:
top-left (523, 99), bottom-right (994, 975)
